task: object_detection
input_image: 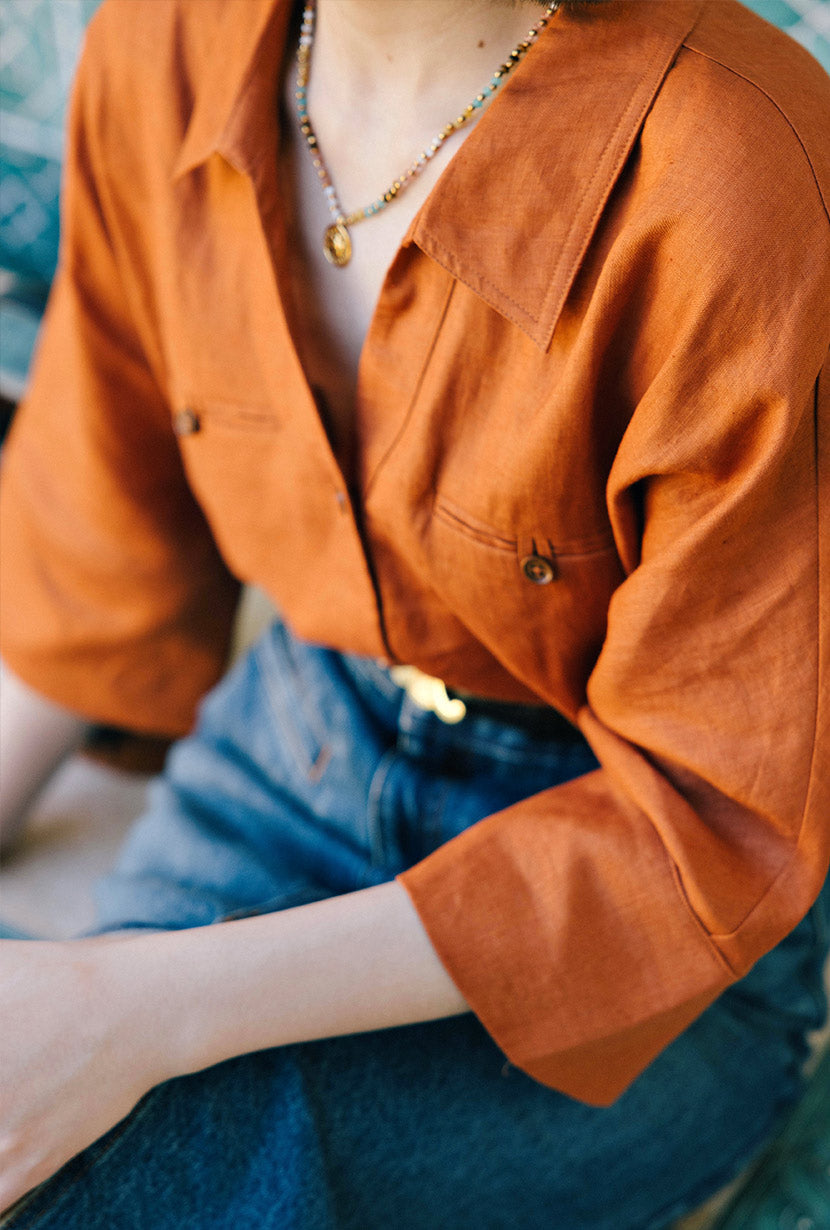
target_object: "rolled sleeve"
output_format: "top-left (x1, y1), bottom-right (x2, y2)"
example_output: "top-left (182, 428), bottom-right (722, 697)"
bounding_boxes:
top-left (0, 28), bottom-right (239, 735)
top-left (400, 108), bottom-right (830, 1104)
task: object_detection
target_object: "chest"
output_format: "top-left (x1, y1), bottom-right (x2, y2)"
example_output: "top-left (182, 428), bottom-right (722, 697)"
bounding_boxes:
top-left (276, 92), bottom-right (476, 470)
top-left (156, 144), bottom-right (628, 705)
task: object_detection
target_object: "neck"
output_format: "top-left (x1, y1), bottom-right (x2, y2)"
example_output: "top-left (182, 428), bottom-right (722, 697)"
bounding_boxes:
top-left (313, 1), bottom-right (550, 103)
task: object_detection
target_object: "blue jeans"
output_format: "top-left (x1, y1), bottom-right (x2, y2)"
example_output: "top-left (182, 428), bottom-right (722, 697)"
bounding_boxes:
top-left (5, 620), bottom-right (829, 1229)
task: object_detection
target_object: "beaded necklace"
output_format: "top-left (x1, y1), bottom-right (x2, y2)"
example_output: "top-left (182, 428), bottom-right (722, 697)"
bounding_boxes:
top-left (295, 0), bottom-right (561, 267)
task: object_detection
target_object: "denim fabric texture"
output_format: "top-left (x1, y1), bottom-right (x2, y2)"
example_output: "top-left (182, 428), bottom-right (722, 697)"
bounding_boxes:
top-left (5, 620), bottom-right (829, 1230)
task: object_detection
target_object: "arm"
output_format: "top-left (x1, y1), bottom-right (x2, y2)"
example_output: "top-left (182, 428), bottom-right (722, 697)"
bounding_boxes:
top-left (0, 882), bottom-right (468, 1210)
top-left (128, 881), bottom-right (469, 1067)
top-left (0, 660), bottom-right (90, 852)
top-left (0, 8), bottom-right (241, 747)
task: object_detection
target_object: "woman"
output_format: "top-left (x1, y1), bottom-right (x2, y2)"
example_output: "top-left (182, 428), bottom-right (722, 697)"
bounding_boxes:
top-left (1, 0), bottom-right (828, 1225)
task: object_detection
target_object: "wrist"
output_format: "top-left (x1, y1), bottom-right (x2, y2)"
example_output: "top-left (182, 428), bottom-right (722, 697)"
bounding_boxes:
top-left (89, 933), bottom-right (189, 1088)
top-left (91, 926), bottom-right (252, 1081)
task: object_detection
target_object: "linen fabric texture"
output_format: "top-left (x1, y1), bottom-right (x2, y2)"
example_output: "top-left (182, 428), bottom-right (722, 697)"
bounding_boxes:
top-left (1, 0), bottom-right (829, 1104)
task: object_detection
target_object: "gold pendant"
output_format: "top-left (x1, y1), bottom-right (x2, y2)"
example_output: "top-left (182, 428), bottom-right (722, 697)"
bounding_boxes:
top-left (323, 222), bottom-right (352, 267)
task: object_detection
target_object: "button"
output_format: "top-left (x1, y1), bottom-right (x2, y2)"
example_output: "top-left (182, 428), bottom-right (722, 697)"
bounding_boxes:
top-left (520, 554), bottom-right (555, 585)
top-left (173, 407), bottom-right (201, 436)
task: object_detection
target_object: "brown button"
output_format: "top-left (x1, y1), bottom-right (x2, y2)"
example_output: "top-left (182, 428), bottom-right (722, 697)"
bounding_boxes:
top-left (520, 554), bottom-right (555, 585)
top-left (173, 407), bottom-right (201, 437)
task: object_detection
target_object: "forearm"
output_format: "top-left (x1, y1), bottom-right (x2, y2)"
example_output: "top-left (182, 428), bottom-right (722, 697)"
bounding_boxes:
top-left (0, 881), bottom-right (468, 1210)
top-left (112, 880), bottom-right (469, 1080)
top-left (0, 661), bottom-right (90, 850)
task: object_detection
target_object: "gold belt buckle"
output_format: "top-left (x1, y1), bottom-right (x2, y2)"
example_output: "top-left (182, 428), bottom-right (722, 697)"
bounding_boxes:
top-left (389, 665), bottom-right (467, 725)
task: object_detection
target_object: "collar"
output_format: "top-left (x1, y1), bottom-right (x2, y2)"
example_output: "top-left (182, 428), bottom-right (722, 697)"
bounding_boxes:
top-left (173, 0), bottom-right (290, 184)
top-left (173, 0), bottom-right (704, 350)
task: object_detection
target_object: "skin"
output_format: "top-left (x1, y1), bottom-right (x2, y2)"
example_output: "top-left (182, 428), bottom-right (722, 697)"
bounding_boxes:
top-left (282, 0), bottom-right (554, 454)
top-left (0, 663), bottom-right (89, 852)
top-left (0, 0), bottom-right (556, 1210)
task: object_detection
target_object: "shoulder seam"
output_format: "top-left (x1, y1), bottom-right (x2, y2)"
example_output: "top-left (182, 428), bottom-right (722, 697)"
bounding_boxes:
top-left (680, 42), bottom-right (830, 225)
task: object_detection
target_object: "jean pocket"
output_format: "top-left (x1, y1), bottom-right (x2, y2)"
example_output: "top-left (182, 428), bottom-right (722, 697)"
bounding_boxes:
top-left (255, 620), bottom-right (330, 779)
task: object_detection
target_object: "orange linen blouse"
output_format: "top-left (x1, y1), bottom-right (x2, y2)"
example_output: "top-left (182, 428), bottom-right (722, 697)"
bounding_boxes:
top-left (1, 0), bottom-right (829, 1104)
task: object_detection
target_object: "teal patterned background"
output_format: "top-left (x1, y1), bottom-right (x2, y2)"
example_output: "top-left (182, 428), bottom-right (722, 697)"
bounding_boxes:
top-left (1, 0), bottom-right (99, 285)
top-left (748, 0), bottom-right (830, 63)
top-left (1, 0), bottom-right (99, 396)
top-left (1, 0), bottom-right (829, 395)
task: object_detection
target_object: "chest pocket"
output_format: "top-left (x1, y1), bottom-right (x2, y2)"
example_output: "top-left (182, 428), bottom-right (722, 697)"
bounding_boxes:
top-left (169, 397), bottom-right (285, 575)
top-left (171, 399), bottom-right (281, 439)
top-left (424, 494), bottom-right (623, 712)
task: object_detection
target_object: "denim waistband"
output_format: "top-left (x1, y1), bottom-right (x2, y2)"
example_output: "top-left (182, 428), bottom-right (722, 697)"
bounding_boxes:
top-left (446, 686), bottom-right (584, 741)
top-left (336, 652), bottom-right (597, 779)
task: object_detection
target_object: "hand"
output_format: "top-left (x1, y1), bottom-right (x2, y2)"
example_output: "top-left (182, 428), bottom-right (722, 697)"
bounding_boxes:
top-left (0, 936), bottom-right (169, 1212)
